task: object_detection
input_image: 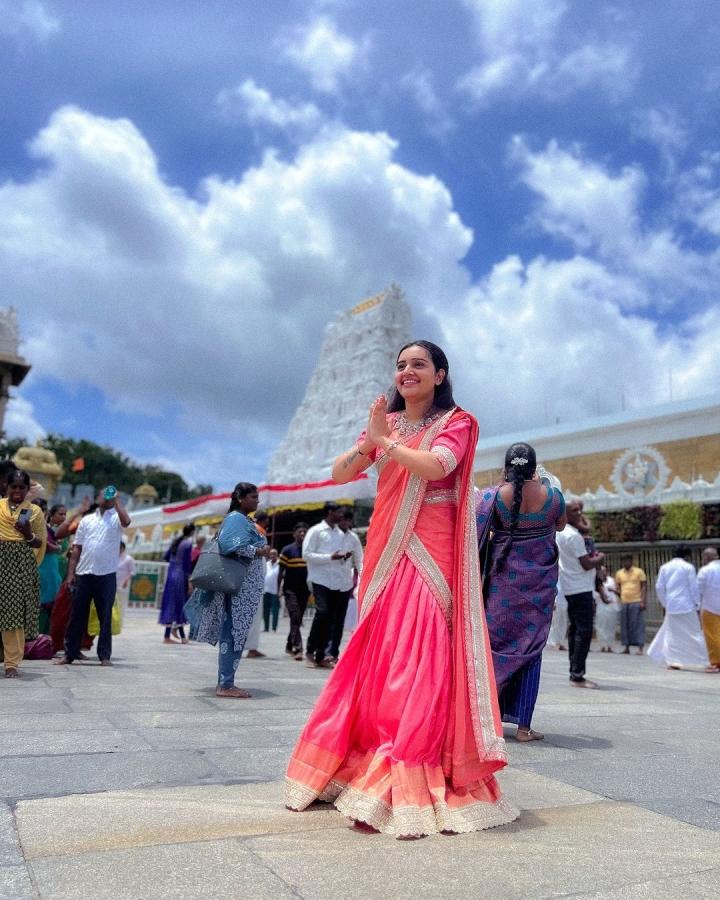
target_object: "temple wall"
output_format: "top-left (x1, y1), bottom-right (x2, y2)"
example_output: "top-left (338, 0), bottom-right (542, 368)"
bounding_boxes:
top-left (475, 433), bottom-right (720, 495)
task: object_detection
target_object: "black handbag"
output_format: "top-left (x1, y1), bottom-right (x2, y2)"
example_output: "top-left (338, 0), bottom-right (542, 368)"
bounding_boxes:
top-left (189, 535), bottom-right (250, 594)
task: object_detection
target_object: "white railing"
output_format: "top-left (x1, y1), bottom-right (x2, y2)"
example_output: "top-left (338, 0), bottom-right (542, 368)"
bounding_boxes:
top-left (597, 540), bottom-right (715, 625)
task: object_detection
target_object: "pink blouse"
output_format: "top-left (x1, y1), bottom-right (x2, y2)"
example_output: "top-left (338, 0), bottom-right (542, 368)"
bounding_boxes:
top-left (357, 414), bottom-right (472, 491)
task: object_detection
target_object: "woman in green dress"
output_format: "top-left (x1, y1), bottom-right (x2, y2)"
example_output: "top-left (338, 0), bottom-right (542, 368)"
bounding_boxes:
top-left (38, 504), bottom-right (67, 634)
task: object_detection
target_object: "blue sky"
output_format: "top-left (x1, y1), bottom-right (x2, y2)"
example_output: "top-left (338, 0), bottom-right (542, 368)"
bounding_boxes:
top-left (2, 0), bottom-right (719, 488)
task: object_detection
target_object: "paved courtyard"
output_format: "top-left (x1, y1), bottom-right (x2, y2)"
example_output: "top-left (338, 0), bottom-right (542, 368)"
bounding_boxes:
top-left (1, 608), bottom-right (719, 899)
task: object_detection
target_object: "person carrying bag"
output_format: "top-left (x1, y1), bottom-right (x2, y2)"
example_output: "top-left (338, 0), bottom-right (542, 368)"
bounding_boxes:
top-left (183, 482), bottom-right (270, 697)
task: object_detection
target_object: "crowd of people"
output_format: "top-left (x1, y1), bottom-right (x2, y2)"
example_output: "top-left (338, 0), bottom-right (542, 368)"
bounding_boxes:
top-left (0, 449), bottom-right (366, 689)
top-left (2, 338), bottom-right (719, 840)
top-left (0, 460), bottom-right (136, 676)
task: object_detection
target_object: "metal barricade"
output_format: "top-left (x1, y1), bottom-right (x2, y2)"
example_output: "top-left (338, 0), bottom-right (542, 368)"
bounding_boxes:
top-left (126, 560), bottom-right (169, 610)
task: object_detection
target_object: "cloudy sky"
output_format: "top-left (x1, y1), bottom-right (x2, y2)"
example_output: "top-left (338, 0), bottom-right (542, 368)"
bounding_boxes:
top-left (2, 0), bottom-right (719, 488)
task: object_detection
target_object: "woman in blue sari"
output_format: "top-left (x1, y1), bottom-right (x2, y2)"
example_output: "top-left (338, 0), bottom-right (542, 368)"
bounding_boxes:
top-left (477, 443), bottom-right (566, 742)
top-left (190, 483), bottom-right (271, 698)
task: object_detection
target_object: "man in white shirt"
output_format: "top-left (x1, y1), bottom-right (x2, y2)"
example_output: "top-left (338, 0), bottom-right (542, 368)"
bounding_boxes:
top-left (326, 507), bottom-right (364, 662)
top-left (56, 488), bottom-right (131, 666)
top-left (649, 546), bottom-right (711, 670)
top-left (303, 502), bottom-right (346, 668)
top-left (556, 501), bottom-right (604, 687)
top-left (698, 547), bottom-right (720, 670)
top-left (262, 549), bottom-right (281, 632)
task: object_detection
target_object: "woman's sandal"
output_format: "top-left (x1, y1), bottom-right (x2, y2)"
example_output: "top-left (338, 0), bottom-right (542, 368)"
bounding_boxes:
top-left (215, 686), bottom-right (251, 698)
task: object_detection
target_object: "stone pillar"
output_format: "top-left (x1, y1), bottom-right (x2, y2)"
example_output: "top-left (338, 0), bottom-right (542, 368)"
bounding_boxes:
top-left (0, 307), bottom-right (31, 439)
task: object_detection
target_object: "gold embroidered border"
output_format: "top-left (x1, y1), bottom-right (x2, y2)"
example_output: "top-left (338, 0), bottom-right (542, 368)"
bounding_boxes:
top-left (284, 777), bottom-right (321, 811)
top-left (360, 408), bottom-right (456, 623)
top-left (431, 445), bottom-right (458, 476)
top-left (406, 534), bottom-right (453, 626)
top-left (332, 783), bottom-right (519, 837)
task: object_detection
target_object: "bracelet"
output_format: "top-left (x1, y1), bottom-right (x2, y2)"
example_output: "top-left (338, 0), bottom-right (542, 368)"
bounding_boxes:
top-left (386, 439), bottom-right (401, 454)
top-left (356, 442), bottom-right (368, 456)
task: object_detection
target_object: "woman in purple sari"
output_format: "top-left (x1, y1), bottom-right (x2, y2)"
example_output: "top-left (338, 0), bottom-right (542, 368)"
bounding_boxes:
top-left (477, 443), bottom-right (566, 742)
top-left (159, 523), bottom-right (195, 644)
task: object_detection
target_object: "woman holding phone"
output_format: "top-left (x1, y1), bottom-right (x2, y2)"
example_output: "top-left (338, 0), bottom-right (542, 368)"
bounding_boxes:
top-left (0, 469), bottom-right (47, 677)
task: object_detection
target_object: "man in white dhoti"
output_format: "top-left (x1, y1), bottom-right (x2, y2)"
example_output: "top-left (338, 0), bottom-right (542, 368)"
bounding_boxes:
top-left (649, 546), bottom-right (711, 671)
top-left (698, 547), bottom-right (720, 672)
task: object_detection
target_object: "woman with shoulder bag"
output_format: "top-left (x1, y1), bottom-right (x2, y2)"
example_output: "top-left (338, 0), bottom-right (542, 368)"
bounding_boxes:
top-left (187, 482), bottom-right (270, 698)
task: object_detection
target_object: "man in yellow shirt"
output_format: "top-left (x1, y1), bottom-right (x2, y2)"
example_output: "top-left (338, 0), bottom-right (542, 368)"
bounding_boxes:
top-left (614, 554), bottom-right (647, 655)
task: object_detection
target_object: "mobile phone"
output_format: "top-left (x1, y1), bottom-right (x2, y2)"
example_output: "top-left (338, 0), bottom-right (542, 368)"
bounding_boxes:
top-left (17, 508), bottom-right (31, 525)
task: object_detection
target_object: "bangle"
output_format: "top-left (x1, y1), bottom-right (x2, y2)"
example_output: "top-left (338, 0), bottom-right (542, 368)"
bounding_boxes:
top-left (386, 439), bottom-right (401, 454)
top-left (356, 442), bottom-right (367, 456)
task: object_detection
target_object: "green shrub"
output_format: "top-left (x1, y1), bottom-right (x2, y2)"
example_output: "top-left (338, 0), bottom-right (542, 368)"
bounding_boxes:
top-left (659, 501), bottom-right (702, 540)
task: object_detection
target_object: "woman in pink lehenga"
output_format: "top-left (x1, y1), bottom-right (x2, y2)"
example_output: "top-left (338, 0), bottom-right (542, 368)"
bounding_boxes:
top-left (285, 341), bottom-right (518, 837)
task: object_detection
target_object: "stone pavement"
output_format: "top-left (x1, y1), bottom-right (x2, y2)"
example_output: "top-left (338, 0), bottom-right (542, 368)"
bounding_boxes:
top-left (1, 608), bottom-right (719, 899)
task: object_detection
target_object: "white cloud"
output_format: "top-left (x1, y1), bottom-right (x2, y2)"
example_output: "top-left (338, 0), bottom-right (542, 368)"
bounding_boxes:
top-left (0, 0), bottom-right (58, 42)
top-left (3, 395), bottom-right (45, 442)
top-left (632, 108), bottom-right (688, 173)
top-left (458, 0), bottom-right (634, 105)
top-left (550, 43), bottom-right (631, 97)
top-left (284, 16), bottom-right (364, 93)
top-left (400, 68), bottom-right (454, 139)
top-left (509, 136), bottom-right (718, 306)
top-left (1, 106), bottom-right (719, 485)
top-left (510, 136), bottom-right (644, 258)
top-left (675, 152), bottom-right (720, 238)
top-left (439, 252), bottom-right (720, 436)
top-left (462, 0), bottom-right (565, 52)
top-left (216, 79), bottom-right (325, 136)
top-left (0, 106), bottom-right (471, 484)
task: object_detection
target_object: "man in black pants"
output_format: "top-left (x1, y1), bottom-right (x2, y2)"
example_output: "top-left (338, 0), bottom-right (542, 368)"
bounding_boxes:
top-left (55, 488), bottom-right (131, 667)
top-left (278, 522), bottom-right (309, 659)
top-left (556, 501), bottom-right (604, 688)
top-left (302, 503), bottom-right (345, 668)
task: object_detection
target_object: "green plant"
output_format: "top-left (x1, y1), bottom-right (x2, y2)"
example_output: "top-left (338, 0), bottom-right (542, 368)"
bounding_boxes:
top-left (659, 501), bottom-right (702, 540)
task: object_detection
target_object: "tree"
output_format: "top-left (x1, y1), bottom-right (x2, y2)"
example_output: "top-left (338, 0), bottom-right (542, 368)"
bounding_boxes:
top-left (0, 436), bottom-right (28, 460)
top-left (143, 466), bottom-right (190, 504)
top-left (40, 434), bottom-right (144, 493)
top-left (20, 433), bottom-right (213, 501)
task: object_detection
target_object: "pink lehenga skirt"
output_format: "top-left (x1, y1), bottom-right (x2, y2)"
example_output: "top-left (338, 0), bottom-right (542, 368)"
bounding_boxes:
top-left (285, 554), bottom-right (518, 836)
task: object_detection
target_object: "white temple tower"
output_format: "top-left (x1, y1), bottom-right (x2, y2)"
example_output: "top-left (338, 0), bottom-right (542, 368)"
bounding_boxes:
top-left (267, 284), bottom-right (412, 484)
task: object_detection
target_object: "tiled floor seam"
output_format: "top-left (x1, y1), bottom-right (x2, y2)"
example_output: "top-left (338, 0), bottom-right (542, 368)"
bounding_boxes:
top-left (4, 800), bottom-right (40, 900)
top-left (243, 841), bottom-right (307, 899)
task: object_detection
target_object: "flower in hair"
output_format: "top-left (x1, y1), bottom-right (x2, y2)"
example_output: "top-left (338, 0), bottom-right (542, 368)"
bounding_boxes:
top-left (510, 456), bottom-right (529, 466)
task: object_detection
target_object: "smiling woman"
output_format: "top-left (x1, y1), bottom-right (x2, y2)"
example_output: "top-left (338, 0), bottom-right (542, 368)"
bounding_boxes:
top-left (286, 341), bottom-right (518, 838)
